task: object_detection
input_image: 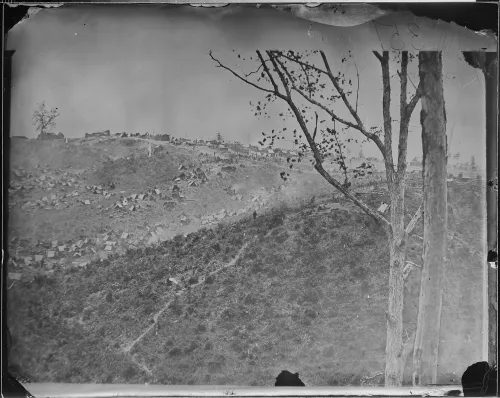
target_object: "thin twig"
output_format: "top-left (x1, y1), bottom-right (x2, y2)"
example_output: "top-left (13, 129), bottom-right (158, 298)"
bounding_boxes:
top-left (353, 57), bottom-right (361, 114)
top-left (209, 51), bottom-right (278, 97)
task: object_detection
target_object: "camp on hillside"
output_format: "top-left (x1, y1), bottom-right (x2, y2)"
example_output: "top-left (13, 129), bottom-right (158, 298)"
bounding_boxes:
top-left (5, 2), bottom-right (494, 394)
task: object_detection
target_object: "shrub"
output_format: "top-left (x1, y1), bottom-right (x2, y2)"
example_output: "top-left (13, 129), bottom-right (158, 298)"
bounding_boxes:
top-left (105, 291), bottom-right (113, 303)
top-left (122, 365), bottom-right (138, 380)
top-left (183, 342), bottom-right (198, 355)
top-left (204, 341), bottom-right (213, 350)
top-left (275, 231), bottom-right (289, 244)
top-left (268, 213), bottom-right (285, 229)
top-left (244, 294), bottom-right (257, 305)
top-left (168, 300), bottom-right (183, 316)
top-left (168, 347), bottom-right (182, 357)
top-left (165, 339), bottom-right (174, 347)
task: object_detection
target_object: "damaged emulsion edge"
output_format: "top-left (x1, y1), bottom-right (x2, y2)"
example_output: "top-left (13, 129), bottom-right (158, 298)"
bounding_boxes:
top-left (4, 2), bottom-right (497, 397)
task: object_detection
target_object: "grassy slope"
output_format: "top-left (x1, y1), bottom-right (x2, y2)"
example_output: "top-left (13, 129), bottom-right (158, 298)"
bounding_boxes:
top-left (8, 176), bottom-right (485, 386)
top-left (8, 138), bottom-right (200, 242)
top-left (8, 138), bottom-right (290, 245)
top-left (8, 139), bottom-right (485, 386)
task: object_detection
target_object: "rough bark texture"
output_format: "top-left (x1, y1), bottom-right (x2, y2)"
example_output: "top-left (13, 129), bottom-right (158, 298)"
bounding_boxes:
top-left (384, 182), bottom-right (408, 386)
top-left (483, 53), bottom-right (497, 367)
top-left (412, 51), bottom-right (448, 386)
top-left (374, 50), bottom-right (420, 387)
top-left (211, 49), bottom-right (422, 387)
top-left (462, 51), bottom-right (497, 368)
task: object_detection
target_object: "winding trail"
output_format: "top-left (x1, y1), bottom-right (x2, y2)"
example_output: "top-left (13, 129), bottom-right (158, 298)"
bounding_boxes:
top-left (122, 238), bottom-right (256, 360)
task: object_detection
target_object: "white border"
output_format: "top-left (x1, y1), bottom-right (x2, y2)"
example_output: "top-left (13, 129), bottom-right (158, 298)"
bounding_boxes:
top-left (22, 383), bottom-right (463, 397)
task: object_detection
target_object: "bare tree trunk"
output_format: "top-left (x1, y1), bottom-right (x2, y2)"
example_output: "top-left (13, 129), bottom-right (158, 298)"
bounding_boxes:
top-left (412, 51), bottom-right (448, 386)
top-left (385, 182), bottom-right (408, 386)
top-left (462, 51), bottom-right (498, 367)
top-left (210, 49), bottom-right (422, 387)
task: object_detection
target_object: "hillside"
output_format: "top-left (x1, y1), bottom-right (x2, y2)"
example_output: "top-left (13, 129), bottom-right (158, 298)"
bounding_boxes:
top-left (7, 137), bottom-right (486, 387)
top-left (8, 137), bottom-right (320, 263)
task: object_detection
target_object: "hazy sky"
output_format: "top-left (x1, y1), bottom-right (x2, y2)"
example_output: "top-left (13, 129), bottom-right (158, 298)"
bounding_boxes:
top-left (7, 4), bottom-right (496, 162)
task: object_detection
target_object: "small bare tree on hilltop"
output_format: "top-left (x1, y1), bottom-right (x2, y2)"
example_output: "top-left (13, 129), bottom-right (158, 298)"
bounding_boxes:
top-left (210, 48), bottom-right (424, 386)
top-left (32, 101), bottom-right (60, 139)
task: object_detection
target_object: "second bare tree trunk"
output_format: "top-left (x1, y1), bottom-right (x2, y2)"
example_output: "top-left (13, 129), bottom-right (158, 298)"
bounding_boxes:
top-left (384, 182), bottom-right (407, 386)
top-left (412, 51), bottom-right (448, 386)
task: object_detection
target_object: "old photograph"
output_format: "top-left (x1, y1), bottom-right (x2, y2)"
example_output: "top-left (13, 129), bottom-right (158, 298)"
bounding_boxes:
top-left (5, 3), bottom-right (496, 390)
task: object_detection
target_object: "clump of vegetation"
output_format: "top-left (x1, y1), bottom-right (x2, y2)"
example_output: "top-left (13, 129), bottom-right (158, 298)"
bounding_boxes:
top-left (32, 101), bottom-right (60, 139)
top-left (7, 178), bottom-right (480, 386)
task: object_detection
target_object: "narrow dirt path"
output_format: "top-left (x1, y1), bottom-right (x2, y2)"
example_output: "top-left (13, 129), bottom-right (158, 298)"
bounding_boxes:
top-left (129, 356), bottom-right (154, 377)
top-left (122, 238), bottom-right (256, 356)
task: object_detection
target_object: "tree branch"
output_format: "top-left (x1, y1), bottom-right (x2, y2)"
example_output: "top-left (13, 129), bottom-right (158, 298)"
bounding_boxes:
top-left (209, 51), bottom-right (281, 98)
top-left (274, 51), bottom-right (391, 230)
top-left (244, 63), bottom-right (265, 78)
top-left (406, 85), bottom-right (422, 118)
top-left (265, 50), bottom-right (291, 98)
top-left (400, 52), bottom-right (408, 125)
top-left (405, 205), bottom-right (423, 238)
top-left (373, 50), bottom-right (395, 187)
top-left (373, 51), bottom-right (384, 63)
top-left (353, 57), bottom-right (361, 114)
top-left (212, 48), bottom-right (392, 234)
top-left (397, 51), bottom-right (409, 177)
top-left (272, 51), bottom-right (329, 77)
top-left (314, 162), bottom-right (391, 230)
top-left (399, 330), bottom-right (416, 364)
top-left (281, 81), bottom-right (391, 232)
top-left (294, 84), bottom-right (362, 131)
top-left (403, 260), bottom-right (422, 281)
top-left (320, 50), bottom-right (388, 163)
top-left (312, 112), bottom-right (319, 141)
top-left (294, 55), bottom-right (314, 98)
top-left (397, 53), bottom-right (422, 179)
top-left (328, 125), bottom-right (349, 187)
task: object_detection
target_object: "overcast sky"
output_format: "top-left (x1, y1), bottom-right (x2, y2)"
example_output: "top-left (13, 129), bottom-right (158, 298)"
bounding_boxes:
top-left (7, 4), bottom-right (496, 162)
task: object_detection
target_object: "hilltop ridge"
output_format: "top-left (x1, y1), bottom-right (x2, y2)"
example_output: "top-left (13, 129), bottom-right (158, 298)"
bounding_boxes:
top-left (7, 135), bottom-right (486, 386)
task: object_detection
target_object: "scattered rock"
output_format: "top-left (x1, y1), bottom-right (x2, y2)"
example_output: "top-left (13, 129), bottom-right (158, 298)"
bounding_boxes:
top-left (377, 202), bottom-right (389, 213)
top-left (8, 273), bottom-right (22, 281)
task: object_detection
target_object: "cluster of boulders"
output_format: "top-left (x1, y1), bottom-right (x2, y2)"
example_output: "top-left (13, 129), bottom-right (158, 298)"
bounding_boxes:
top-left (7, 229), bottom-right (148, 273)
top-left (112, 188), bottom-right (163, 212)
top-left (38, 132), bottom-right (65, 140)
top-left (20, 192), bottom-right (82, 210)
top-left (200, 197), bottom-right (271, 226)
top-left (250, 189), bottom-right (271, 206)
top-left (85, 130), bottom-right (110, 138)
top-left (201, 208), bottom-right (243, 225)
top-left (9, 166), bottom-right (90, 210)
top-left (173, 164), bottom-right (207, 186)
top-left (6, 151), bottom-right (301, 280)
top-left (221, 165), bottom-right (237, 173)
top-left (11, 166), bottom-right (82, 190)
